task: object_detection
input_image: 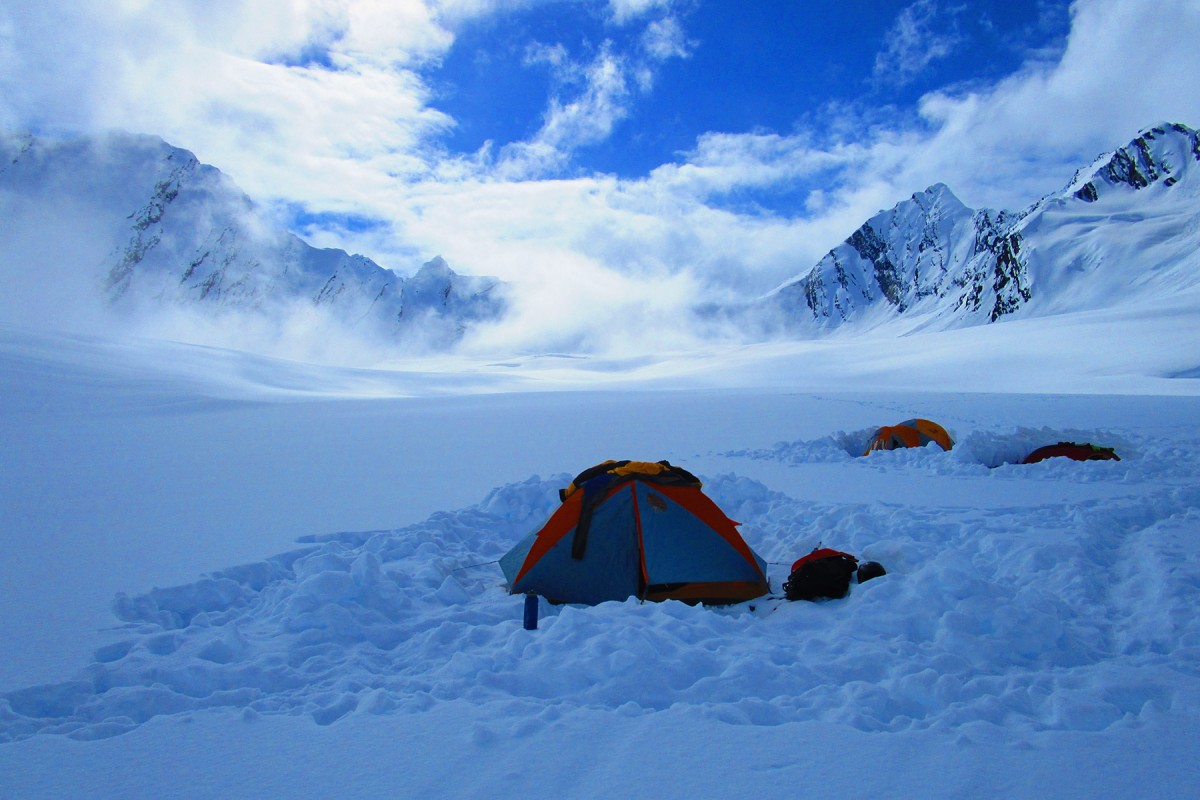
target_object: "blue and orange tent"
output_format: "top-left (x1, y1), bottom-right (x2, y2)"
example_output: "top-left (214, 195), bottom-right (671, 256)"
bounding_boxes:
top-left (500, 460), bottom-right (769, 605)
top-left (864, 418), bottom-right (954, 455)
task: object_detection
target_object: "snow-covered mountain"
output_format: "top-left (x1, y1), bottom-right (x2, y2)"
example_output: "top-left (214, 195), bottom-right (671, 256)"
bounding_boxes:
top-left (767, 122), bottom-right (1200, 331)
top-left (0, 130), bottom-right (504, 345)
top-left (4, 123), bottom-right (1198, 354)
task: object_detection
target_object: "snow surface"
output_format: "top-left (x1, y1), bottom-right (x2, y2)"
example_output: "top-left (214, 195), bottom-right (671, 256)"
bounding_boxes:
top-left (2, 317), bottom-right (1200, 799)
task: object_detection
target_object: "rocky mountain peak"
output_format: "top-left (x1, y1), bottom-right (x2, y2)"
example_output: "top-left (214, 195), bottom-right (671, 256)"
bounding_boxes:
top-left (764, 121), bottom-right (1200, 334)
top-left (414, 256), bottom-right (452, 280)
top-left (0, 129), bottom-right (506, 348)
top-left (1070, 122), bottom-right (1199, 202)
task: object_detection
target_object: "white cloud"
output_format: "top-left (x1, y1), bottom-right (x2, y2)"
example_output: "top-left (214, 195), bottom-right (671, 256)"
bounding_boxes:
top-left (607, 0), bottom-right (672, 26)
top-left (432, 0), bottom-right (542, 26)
top-left (495, 8), bottom-right (691, 179)
top-left (2, 0), bottom-right (1199, 360)
top-left (497, 45), bottom-right (630, 178)
top-left (378, 0), bottom-right (1200, 318)
top-left (873, 0), bottom-right (961, 87)
top-left (524, 41), bottom-right (572, 72)
top-left (0, 0), bottom-right (457, 208)
top-left (648, 131), bottom-right (850, 197)
top-left (641, 15), bottom-right (692, 62)
top-left (898, 0), bottom-right (1200, 207)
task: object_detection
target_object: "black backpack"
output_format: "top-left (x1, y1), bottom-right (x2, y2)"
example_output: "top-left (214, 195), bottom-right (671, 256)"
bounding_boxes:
top-left (784, 549), bottom-right (859, 601)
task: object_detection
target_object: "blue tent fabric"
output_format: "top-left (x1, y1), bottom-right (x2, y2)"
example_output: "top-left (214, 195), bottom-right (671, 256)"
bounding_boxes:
top-left (639, 487), bottom-right (765, 585)
top-left (501, 474), bottom-right (768, 605)
top-left (507, 485), bottom-right (642, 605)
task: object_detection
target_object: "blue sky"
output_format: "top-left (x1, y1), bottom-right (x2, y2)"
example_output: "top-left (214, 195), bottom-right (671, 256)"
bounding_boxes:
top-left (1, 0), bottom-right (1198, 350)
top-left (435, 0), bottom-right (1070, 180)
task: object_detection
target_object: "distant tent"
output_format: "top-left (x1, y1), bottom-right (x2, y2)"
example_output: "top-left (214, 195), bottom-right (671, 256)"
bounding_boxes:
top-left (501, 460), bottom-right (769, 606)
top-left (864, 418), bottom-right (954, 456)
top-left (1022, 442), bottom-right (1120, 464)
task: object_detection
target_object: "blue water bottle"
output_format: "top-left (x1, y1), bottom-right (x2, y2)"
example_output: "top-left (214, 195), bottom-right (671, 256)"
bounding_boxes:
top-left (523, 592), bottom-right (538, 630)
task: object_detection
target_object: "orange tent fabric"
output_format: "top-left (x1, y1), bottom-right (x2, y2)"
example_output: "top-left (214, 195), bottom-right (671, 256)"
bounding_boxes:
top-left (1022, 442), bottom-right (1120, 464)
top-left (864, 418), bottom-right (954, 455)
top-left (501, 461), bottom-right (769, 606)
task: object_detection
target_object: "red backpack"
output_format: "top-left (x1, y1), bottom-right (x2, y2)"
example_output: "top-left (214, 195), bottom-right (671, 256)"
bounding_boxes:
top-left (784, 548), bottom-right (859, 601)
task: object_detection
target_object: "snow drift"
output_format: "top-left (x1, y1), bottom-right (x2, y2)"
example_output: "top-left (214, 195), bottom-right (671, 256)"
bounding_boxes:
top-left (3, 427), bottom-right (1197, 744)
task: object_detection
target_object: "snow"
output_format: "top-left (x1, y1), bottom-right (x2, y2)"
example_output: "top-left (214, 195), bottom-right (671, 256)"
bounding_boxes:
top-left (766, 124), bottom-right (1200, 337)
top-left (2, 312), bottom-right (1200, 798)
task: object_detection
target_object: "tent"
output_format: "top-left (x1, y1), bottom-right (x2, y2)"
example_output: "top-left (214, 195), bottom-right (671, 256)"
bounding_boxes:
top-left (1023, 441), bottom-right (1120, 464)
top-left (864, 418), bottom-right (954, 455)
top-left (501, 460), bottom-right (769, 605)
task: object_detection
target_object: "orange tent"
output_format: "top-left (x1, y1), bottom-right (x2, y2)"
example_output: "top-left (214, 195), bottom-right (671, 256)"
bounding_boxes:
top-left (864, 418), bottom-right (954, 456)
top-left (500, 460), bottom-right (769, 606)
top-left (1022, 442), bottom-right (1120, 464)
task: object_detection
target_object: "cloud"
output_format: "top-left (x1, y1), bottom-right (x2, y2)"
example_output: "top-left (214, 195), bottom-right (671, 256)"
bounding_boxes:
top-left (497, 44), bottom-right (631, 179)
top-left (607, 0), bottom-right (672, 26)
top-left (2, 0), bottom-right (1199, 362)
top-left (900, 0), bottom-right (1200, 205)
top-left (640, 15), bottom-right (692, 62)
top-left (0, 0), bottom-right (460, 216)
top-left (873, 0), bottom-right (961, 87)
top-left (0, 184), bottom-right (118, 335)
top-left (486, 4), bottom-right (692, 180)
top-left (376, 0), bottom-right (1200, 313)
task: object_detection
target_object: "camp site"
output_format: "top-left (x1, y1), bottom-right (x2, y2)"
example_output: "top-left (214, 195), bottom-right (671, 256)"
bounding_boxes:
top-left (4, 2), bottom-right (1200, 797)
top-left (4, 332), bottom-right (1198, 799)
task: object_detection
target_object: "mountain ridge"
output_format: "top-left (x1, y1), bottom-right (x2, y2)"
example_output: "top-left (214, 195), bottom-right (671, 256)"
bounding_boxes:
top-left (3, 123), bottom-right (1198, 355)
top-left (765, 122), bottom-right (1200, 333)
top-left (0, 130), bottom-right (505, 348)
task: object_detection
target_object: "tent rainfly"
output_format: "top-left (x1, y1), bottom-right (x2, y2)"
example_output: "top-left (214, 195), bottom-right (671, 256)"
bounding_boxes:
top-left (1023, 441), bottom-right (1120, 464)
top-left (864, 418), bottom-right (954, 456)
top-left (501, 460), bottom-right (769, 606)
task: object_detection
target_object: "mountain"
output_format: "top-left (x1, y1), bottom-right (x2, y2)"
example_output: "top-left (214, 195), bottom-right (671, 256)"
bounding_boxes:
top-left (0, 130), bottom-right (504, 345)
top-left (4, 124), bottom-right (1198, 354)
top-left (766, 122), bottom-right (1200, 331)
